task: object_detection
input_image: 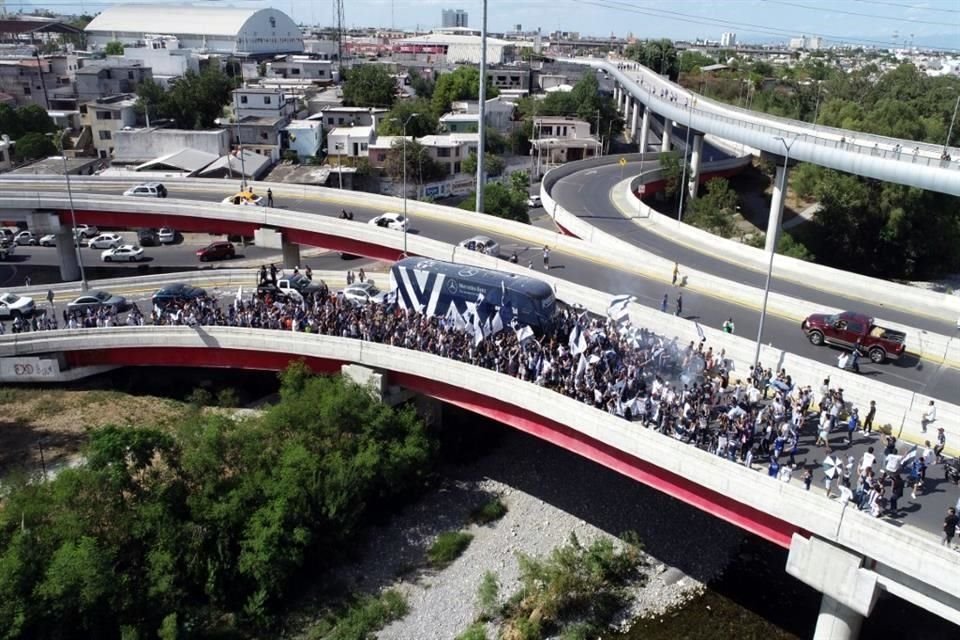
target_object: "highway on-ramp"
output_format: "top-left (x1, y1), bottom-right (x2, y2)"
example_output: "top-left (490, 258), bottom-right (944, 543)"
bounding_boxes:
top-left (1, 179), bottom-right (958, 404)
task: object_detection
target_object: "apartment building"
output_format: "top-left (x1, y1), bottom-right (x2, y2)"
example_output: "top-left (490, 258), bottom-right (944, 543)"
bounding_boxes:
top-left (79, 94), bottom-right (139, 159)
top-left (75, 62), bottom-right (153, 104)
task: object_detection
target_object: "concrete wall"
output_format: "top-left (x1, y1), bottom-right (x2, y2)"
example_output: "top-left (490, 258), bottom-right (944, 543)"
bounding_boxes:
top-left (113, 128), bottom-right (230, 164)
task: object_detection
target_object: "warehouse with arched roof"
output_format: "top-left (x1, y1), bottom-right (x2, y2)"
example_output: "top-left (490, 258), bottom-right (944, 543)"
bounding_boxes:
top-left (85, 4), bottom-right (304, 56)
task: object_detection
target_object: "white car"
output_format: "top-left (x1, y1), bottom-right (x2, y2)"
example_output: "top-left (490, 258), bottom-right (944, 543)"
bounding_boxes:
top-left (221, 191), bottom-right (264, 206)
top-left (368, 212), bottom-right (409, 231)
top-left (0, 292), bottom-right (35, 319)
top-left (74, 224), bottom-right (99, 238)
top-left (459, 235), bottom-right (501, 258)
top-left (157, 227), bottom-right (175, 244)
top-left (341, 281), bottom-right (386, 305)
top-left (526, 194), bottom-right (542, 208)
top-left (14, 230), bottom-right (38, 245)
top-left (101, 244), bottom-right (145, 262)
top-left (88, 233), bottom-right (124, 249)
top-left (39, 233), bottom-right (56, 247)
top-left (123, 182), bottom-right (167, 198)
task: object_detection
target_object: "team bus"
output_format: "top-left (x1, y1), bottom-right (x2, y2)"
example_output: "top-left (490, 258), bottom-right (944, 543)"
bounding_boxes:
top-left (389, 257), bottom-right (557, 331)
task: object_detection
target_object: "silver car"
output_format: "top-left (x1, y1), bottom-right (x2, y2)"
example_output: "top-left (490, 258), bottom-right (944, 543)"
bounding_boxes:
top-left (459, 235), bottom-right (500, 258)
top-left (342, 281), bottom-right (386, 305)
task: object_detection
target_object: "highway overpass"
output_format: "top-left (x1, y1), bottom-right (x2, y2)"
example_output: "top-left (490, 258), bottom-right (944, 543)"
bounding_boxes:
top-left (2, 324), bottom-right (957, 640)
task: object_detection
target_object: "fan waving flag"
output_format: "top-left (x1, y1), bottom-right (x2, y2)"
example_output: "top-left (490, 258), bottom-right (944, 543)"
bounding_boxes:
top-left (607, 294), bottom-right (633, 322)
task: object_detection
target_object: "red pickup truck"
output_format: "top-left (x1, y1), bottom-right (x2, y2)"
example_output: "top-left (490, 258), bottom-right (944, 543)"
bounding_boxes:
top-left (801, 311), bottom-right (906, 363)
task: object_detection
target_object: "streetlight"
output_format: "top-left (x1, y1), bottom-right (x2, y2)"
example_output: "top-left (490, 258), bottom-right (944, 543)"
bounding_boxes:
top-left (944, 94), bottom-right (959, 158)
top-left (677, 101), bottom-right (693, 221)
top-left (390, 112), bottom-right (419, 257)
top-left (752, 135), bottom-right (796, 369)
top-left (811, 81), bottom-right (826, 130)
top-left (51, 130), bottom-right (87, 291)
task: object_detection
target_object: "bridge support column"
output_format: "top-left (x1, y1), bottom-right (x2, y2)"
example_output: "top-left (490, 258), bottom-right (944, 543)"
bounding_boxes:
top-left (613, 84), bottom-right (621, 110)
top-left (785, 534), bottom-right (878, 640)
top-left (639, 108), bottom-right (650, 152)
top-left (687, 133), bottom-right (704, 199)
top-left (660, 119), bottom-right (672, 153)
top-left (621, 88), bottom-right (629, 114)
top-left (55, 227), bottom-right (80, 282)
top-left (630, 98), bottom-right (639, 140)
top-left (765, 163), bottom-right (790, 253)
top-left (281, 240), bottom-right (301, 270)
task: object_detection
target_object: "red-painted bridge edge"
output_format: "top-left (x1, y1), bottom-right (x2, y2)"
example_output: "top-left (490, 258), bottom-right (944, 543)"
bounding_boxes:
top-left (60, 209), bottom-right (407, 263)
top-left (65, 345), bottom-right (801, 548)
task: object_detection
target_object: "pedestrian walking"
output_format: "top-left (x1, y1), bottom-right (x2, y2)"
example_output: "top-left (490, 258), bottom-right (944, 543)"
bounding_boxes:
top-left (801, 468), bottom-right (812, 491)
top-left (24, 275), bottom-right (30, 287)
top-left (862, 400), bottom-right (876, 435)
top-left (269, 263), bottom-right (278, 284)
top-left (672, 261), bottom-right (679, 285)
top-left (267, 188), bottom-right (274, 207)
top-left (542, 245), bottom-right (550, 270)
top-left (675, 293), bottom-right (683, 317)
top-left (722, 318), bottom-right (735, 334)
top-left (889, 473), bottom-right (904, 514)
top-left (934, 427), bottom-right (946, 464)
top-left (921, 400), bottom-right (936, 433)
top-left (943, 507), bottom-right (959, 547)
top-left (660, 293), bottom-right (668, 313)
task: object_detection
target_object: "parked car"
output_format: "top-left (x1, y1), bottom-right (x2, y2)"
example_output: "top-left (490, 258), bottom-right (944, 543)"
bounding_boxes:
top-left (66, 290), bottom-right (129, 313)
top-left (459, 235), bottom-right (500, 258)
top-left (88, 233), bottom-right (124, 249)
top-left (74, 224), bottom-right (98, 238)
top-left (0, 292), bottom-right (34, 319)
top-left (123, 182), bottom-right (168, 198)
top-left (526, 194), bottom-right (542, 208)
top-left (221, 190), bottom-right (263, 206)
top-left (151, 283), bottom-right (208, 309)
top-left (13, 230), bottom-right (38, 246)
top-left (368, 212), bottom-right (408, 231)
top-left (341, 281), bottom-right (385, 305)
top-left (39, 234), bottom-right (57, 247)
top-left (196, 241), bottom-right (235, 261)
top-left (137, 228), bottom-right (159, 246)
top-left (801, 311), bottom-right (907, 363)
top-left (157, 227), bottom-right (175, 244)
top-left (101, 244), bottom-right (145, 262)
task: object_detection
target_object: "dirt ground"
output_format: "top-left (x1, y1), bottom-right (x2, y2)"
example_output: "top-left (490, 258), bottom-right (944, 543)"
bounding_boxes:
top-left (0, 388), bottom-right (186, 478)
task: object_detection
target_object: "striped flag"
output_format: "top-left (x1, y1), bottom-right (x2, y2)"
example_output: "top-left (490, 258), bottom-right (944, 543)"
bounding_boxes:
top-left (695, 321), bottom-right (706, 341)
top-left (607, 294), bottom-right (633, 322)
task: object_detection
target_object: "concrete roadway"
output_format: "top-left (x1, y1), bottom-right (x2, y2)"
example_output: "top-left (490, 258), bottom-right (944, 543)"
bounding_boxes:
top-left (1, 180), bottom-right (958, 405)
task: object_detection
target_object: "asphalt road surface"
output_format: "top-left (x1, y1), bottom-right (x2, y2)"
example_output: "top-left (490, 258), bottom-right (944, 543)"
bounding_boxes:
top-left (0, 180), bottom-right (957, 405)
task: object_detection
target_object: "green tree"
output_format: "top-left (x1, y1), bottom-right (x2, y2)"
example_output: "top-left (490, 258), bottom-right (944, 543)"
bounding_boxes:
top-left (685, 177), bottom-right (738, 237)
top-left (679, 50), bottom-right (716, 73)
top-left (377, 99), bottom-right (437, 137)
top-left (14, 132), bottom-right (57, 160)
top-left (625, 39), bottom-right (679, 80)
top-left (104, 41), bottom-right (124, 55)
top-left (0, 103), bottom-right (24, 139)
top-left (459, 182), bottom-right (529, 224)
top-left (409, 68), bottom-right (434, 100)
top-left (136, 67), bottom-right (234, 129)
top-left (462, 151), bottom-right (505, 177)
top-left (431, 66), bottom-right (499, 115)
top-left (657, 151), bottom-right (684, 198)
top-left (16, 105), bottom-right (56, 135)
top-left (342, 64), bottom-right (396, 108)
top-left (383, 138), bottom-right (447, 185)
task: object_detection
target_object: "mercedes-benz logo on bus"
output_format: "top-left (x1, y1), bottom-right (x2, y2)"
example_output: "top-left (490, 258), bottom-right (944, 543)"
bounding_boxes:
top-left (458, 267), bottom-right (479, 277)
top-left (447, 279), bottom-right (459, 293)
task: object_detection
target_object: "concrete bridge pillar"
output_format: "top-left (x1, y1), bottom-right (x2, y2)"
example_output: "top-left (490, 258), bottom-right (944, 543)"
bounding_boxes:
top-left (630, 98), bottom-right (639, 140)
top-left (621, 88), bottom-right (630, 114)
top-left (613, 84), bottom-right (621, 110)
top-left (55, 226), bottom-right (80, 282)
top-left (660, 119), bottom-right (672, 153)
top-left (639, 108), bottom-right (650, 152)
top-left (282, 240), bottom-right (301, 270)
top-left (785, 534), bottom-right (878, 640)
top-left (766, 163), bottom-right (790, 253)
top-left (687, 133), bottom-right (705, 199)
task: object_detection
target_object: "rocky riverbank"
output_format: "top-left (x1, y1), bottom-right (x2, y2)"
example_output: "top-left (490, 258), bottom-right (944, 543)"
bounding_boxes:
top-left (297, 427), bottom-right (745, 639)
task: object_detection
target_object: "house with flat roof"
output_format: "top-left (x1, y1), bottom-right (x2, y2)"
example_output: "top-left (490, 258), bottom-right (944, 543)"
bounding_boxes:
top-left (531, 116), bottom-right (599, 165)
top-left (327, 125), bottom-right (376, 158)
top-left (79, 94), bottom-right (139, 159)
top-left (311, 105), bottom-right (388, 130)
top-left (232, 87), bottom-right (297, 122)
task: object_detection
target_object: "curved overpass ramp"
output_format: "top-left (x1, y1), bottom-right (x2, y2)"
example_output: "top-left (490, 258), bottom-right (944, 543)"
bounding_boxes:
top-left (569, 58), bottom-right (960, 195)
top-left (2, 325), bottom-right (958, 628)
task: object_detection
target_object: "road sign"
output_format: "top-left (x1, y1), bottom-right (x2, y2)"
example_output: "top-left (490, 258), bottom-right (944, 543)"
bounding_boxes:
top-left (619, 157), bottom-right (627, 167)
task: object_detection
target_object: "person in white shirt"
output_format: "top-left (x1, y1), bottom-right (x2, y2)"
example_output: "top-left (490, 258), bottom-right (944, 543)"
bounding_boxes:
top-left (859, 447), bottom-right (876, 474)
top-left (921, 400), bottom-right (936, 433)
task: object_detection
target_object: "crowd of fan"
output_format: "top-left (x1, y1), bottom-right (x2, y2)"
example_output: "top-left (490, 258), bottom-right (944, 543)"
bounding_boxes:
top-left (3, 279), bottom-right (957, 539)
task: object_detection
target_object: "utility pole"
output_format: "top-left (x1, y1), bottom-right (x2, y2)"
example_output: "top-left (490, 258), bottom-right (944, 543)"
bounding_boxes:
top-left (944, 94), bottom-right (959, 158)
top-left (232, 91), bottom-right (248, 189)
top-left (475, 0), bottom-right (488, 214)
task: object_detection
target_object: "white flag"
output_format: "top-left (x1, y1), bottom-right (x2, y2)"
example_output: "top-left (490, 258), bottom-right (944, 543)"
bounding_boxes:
top-left (575, 353), bottom-right (587, 379)
top-left (695, 321), bottom-right (706, 341)
top-left (607, 294), bottom-right (632, 322)
top-left (515, 325), bottom-right (535, 343)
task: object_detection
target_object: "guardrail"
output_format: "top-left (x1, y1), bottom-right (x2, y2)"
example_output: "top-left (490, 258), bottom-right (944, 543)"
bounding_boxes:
top-left (2, 192), bottom-right (958, 452)
top-left (1, 325), bottom-right (957, 620)
top-left (569, 58), bottom-right (960, 195)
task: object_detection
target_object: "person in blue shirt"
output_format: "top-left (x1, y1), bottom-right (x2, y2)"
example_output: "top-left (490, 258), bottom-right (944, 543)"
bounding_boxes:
top-left (846, 409), bottom-right (860, 445)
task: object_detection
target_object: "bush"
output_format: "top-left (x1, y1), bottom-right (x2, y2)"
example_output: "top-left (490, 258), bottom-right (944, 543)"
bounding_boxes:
top-left (216, 387), bottom-right (239, 408)
top-left (427, 531), bottom-right (474, 568)
top-left (476, 570), bottom-right (500, 621)
top-left (469, 497), bottom-right (508, 525)
top-left (456, 622), bottom-right (488, 640)
top-left (309, 590), bottom-right (409, 640)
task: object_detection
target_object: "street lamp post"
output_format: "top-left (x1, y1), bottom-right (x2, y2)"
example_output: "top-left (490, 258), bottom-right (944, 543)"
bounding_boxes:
top-left (54, 130), bottom-right (87, 291)
top-left (944, 95), bottom-right (959, 158)
top-left (391, 113), bottom-right (419, 256)
top-left (677, 102), bottom-right (692, 220)
top-left (752, 135), bottom-right (795, 369)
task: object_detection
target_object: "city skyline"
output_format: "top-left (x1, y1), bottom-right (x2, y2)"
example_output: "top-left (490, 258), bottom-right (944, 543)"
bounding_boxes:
top-left (11, 0), bottom-right (960, 49)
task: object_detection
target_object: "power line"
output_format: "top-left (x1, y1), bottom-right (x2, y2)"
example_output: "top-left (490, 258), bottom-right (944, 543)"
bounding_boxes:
top-left (763, 0), bottom-right (957, 27)
top-left (852, 0), bottom-right (960, 15)
top-left (571, 0), bottom-right (960, 51)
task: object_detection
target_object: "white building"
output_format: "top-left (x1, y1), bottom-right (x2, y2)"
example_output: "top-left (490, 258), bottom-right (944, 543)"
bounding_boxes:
top-left (720, 32), bottom-right (736, 47)
top-left (789, 35), bottom-right (823, 51)
top-left (85, 5), bottom-right (304, 55)
top-left (327, 125), bottom-right (375, 157)
top-left (233, 87), bottom-right (297, 122)
top-left (265, 56), bottom-right (334, 83)
top-left (393, 30), bottom-right (512, 65)
top-left (285, 120), bottom-right (323, 160)
top-left (441, 9), bottom-right (469, 28)
top-left (115, 35), bottom-right (199, 85)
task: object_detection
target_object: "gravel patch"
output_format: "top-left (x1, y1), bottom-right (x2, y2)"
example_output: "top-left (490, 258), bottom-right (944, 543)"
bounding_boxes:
top-left (314, 428), bottom-right (743, 640)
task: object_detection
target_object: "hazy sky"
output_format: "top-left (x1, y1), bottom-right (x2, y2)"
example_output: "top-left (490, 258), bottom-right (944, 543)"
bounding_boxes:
top-left (16, 0), bottom-right (960, 47)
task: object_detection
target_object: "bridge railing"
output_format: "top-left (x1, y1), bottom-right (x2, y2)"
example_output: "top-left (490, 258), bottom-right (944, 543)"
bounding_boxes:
top-left (1, 325), bottom-right (957, 610)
